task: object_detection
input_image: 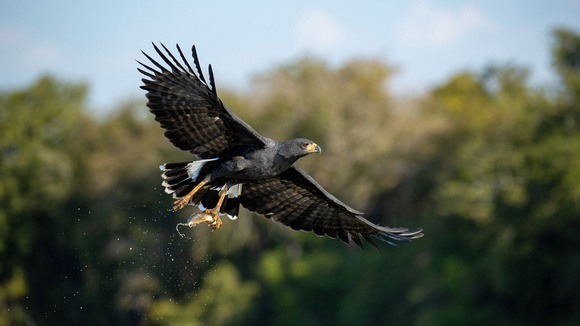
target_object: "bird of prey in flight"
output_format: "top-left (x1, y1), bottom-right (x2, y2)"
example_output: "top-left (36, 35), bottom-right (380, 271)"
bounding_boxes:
top-left (138, 43), bottom-right (423, 249)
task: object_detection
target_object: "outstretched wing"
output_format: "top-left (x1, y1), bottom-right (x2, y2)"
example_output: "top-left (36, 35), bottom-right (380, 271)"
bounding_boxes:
top-left (138, 43), bottom-right (267, 159)
top-left (239, 165), bottom-right (424, 249)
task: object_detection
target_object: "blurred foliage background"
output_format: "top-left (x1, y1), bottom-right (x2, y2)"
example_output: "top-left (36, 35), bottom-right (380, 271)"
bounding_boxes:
top-left (1, 28), bottom-right (580, 325)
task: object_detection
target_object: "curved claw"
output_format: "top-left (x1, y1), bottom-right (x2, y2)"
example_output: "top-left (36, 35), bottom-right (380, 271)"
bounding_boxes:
top-left (172, 198), bottom-right (189, 211)
top-left (172, 181), bottom-right (208, 211)
top-left (209, 214), bottom-right (223, 229)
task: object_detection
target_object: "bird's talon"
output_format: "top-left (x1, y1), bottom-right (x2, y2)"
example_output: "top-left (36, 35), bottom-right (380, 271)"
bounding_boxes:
top-left (172, 198), bottom-right (189, 211)
top-left (209, 214), bottom-right (223, 229)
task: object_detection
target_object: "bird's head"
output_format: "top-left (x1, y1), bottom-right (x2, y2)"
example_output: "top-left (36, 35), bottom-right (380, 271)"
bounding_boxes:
top-left (279, 138), bottom-right (321, 159)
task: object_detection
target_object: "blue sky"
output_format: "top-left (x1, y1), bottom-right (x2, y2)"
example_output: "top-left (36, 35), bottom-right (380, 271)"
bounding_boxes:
top-left (1, 0), bottom-right (580, 114)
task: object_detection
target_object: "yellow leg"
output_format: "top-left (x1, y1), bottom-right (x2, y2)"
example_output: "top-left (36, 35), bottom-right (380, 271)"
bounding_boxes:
top-left (207, 185), bottom-right (228, 229)
top-left (212, 185), bottom-right (228, 214)
top-left (173, 180), bottom-right (207, 211)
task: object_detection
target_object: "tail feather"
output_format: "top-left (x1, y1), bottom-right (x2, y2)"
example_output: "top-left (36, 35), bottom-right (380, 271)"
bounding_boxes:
top-left (163, 168), bottom-right (190, 180)
top-left (161, 173), bottom-right (189, 189)
top-left (160, 158), bottom-right (217, 195)
top-left (160, 162), bottom-right (193, 198)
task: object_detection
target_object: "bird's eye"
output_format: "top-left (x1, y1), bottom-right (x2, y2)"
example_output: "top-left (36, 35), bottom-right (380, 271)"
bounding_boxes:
top-left (301, 142), bottom-right (309, 148)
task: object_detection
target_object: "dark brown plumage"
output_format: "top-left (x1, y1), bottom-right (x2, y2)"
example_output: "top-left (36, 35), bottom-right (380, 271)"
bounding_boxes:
top-left (138, 43), bottom-right (423, 249)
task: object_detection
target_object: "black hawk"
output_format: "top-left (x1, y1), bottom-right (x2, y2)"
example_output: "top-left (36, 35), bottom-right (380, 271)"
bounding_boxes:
top-left (138, 43), bottom-right (423, 249)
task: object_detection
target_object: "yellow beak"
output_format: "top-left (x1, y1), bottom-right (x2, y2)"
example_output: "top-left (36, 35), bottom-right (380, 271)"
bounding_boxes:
top-left (306, 143), bottom-right (321, 153)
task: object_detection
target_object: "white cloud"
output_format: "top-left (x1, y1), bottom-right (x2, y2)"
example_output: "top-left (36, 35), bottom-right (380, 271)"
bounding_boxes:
top-left (294, 9), bottom-right (343, 51)
top-left (395, 1), bottom-right (489, 48)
